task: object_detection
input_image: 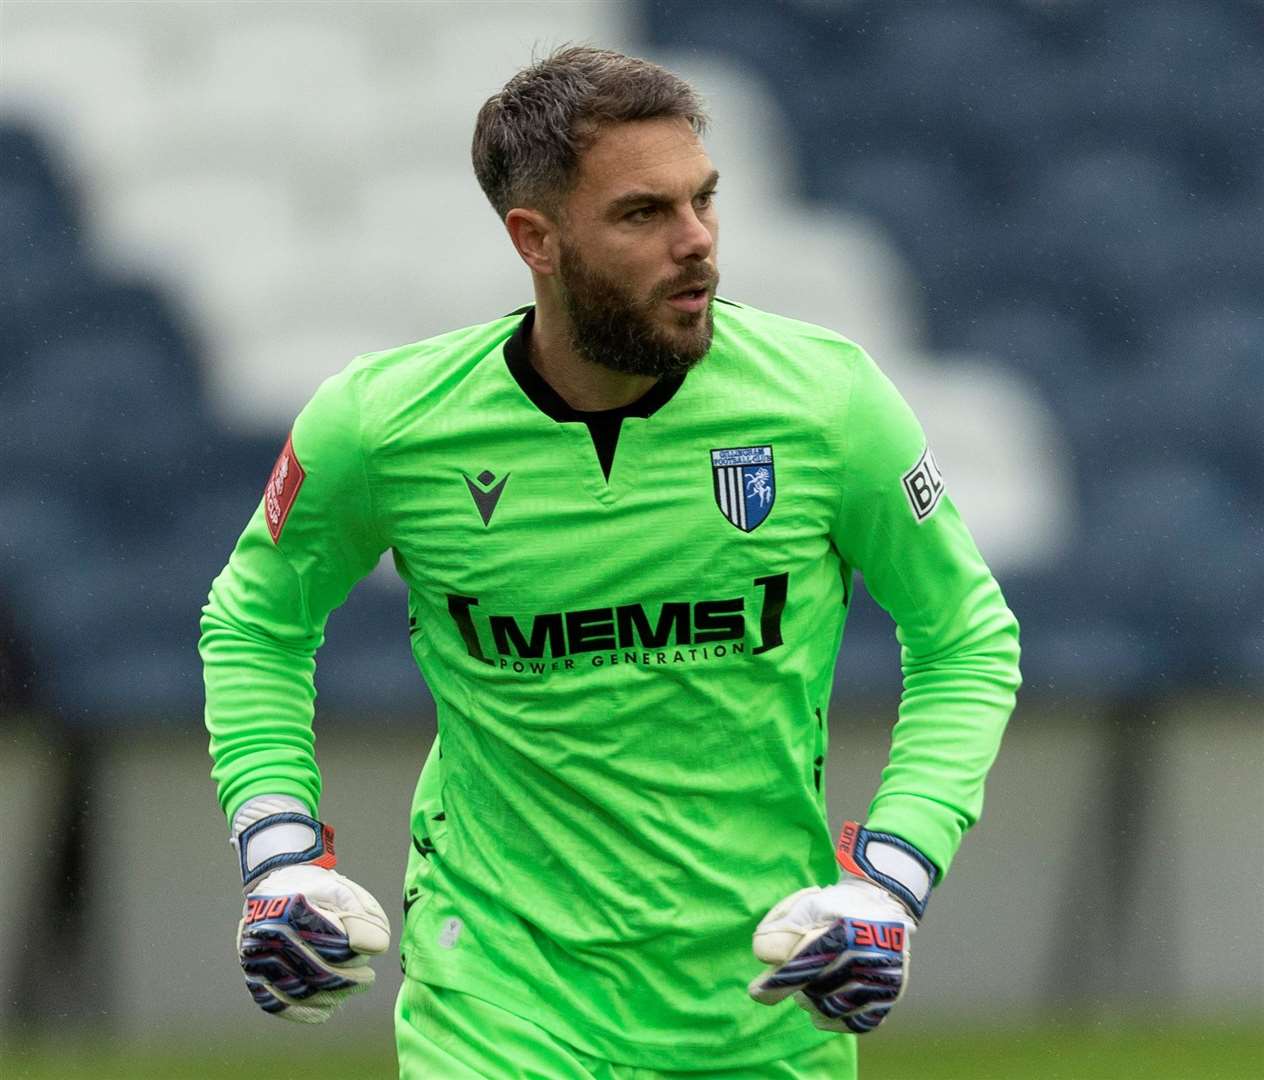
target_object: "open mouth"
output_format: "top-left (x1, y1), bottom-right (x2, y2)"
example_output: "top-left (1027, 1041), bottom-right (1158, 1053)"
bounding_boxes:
top-left (666, 286), bottom-right (711, 312)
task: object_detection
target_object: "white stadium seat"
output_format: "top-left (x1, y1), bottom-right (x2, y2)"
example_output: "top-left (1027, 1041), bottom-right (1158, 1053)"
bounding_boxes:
top-left (897, 357), bottom-right (1076, 574)
top-left (424, 2), bottom-right (631, 97)
top-left (0, 25), bottom-right (156, 179)
top-left (91, 172), bottom-right (302, 304)
top-left (719, 203), bottom-right (925, 375)
top-left (1, 25), bottom-right (152, 112)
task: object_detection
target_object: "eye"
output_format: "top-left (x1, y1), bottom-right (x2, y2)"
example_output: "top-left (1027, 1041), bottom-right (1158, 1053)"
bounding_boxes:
top-left (695, 189), bottom-right (717, 209)
top-left (626, 205), bottom-right (657, 222)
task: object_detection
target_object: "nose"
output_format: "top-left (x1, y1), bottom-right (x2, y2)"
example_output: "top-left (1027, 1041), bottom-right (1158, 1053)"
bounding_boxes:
top-left (672, 205), bottom-right (715, 264)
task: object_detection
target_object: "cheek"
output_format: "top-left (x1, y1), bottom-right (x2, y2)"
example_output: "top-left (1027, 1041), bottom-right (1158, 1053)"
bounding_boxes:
top-left (617, 248), bottom-right (670, 296)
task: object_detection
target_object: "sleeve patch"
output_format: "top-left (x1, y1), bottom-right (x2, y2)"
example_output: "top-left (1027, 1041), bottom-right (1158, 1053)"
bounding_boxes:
top-left (263, 433), bottom-right (306, 543)
top-left (902, 446), bottom-right (945, 522)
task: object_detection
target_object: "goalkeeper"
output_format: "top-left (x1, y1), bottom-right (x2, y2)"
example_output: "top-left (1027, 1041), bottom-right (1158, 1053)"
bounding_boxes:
top-left (201, 45), bottom-right (1020, 1079)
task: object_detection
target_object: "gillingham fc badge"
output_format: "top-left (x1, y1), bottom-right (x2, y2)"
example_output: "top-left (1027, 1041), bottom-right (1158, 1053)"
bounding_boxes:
top-left (711, 445), bottom-right (775, 532)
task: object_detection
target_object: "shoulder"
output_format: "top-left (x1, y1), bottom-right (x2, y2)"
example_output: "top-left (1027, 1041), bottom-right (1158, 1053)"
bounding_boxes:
top-left (333, 310), bottom-right (525, 421)
top-left (708, 298), bottom-right (886, 419)
top-left (287, 310), bottom-right (524, 471)
top-left (711, 298), bottom-right (876, 385)
top-left (707, 299), bottom-right (925, 484)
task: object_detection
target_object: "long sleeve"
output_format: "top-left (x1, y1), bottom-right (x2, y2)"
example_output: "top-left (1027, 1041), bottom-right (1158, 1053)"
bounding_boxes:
top-left (831, 350), bottom-right (1022, 879)
top-left (200, 368), bottom-right (387, 824)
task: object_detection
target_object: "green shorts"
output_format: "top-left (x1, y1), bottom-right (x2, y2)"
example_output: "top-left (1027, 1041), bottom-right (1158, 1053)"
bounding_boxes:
top-left (395, 978), bottom-right (857, 1079)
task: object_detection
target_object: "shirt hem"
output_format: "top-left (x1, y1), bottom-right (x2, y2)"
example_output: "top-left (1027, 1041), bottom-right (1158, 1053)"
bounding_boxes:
top-left (401, 944), bottom-right (836, 1071)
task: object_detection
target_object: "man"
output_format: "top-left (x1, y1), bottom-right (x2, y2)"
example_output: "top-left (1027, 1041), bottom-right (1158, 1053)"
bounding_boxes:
top-left (202, 45), bottom-right (1020, 1079)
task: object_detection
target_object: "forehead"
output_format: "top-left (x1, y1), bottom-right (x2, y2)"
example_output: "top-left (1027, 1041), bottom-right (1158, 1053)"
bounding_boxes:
top-left (570, 117), bottom-right (714, 206)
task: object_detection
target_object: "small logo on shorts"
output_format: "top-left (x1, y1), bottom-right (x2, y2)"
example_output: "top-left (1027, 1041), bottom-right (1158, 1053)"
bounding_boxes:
top-left (438, 917), bottom-right (463, 949)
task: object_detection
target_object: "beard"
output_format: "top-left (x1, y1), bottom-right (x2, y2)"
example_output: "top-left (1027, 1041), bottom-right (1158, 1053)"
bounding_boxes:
top-left (556, 239), bottom-right (718, 378)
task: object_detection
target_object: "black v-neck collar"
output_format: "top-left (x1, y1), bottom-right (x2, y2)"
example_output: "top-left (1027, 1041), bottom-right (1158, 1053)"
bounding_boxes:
top-left (502, 306), bottom-right (685, 425)
top-left (501, 307), bottom-right (686, 480)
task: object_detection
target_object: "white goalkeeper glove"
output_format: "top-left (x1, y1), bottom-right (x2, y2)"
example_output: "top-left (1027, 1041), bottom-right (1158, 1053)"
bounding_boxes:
top-left (748, 821), bottom-right (937, 1034)
top-left (231, 796), bottom-right (390, 1024)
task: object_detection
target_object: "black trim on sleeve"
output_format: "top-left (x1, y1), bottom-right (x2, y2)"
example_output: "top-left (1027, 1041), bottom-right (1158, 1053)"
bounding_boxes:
top-left (501, 307), bottom-right (685, 481)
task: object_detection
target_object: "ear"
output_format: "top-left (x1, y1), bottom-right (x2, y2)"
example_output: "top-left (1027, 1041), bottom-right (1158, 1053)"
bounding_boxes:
top-left (505, 208), bottom-right (558, 276)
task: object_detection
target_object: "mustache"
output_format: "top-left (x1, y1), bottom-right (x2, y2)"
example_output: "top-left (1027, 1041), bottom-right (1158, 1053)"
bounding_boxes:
top-left (655, 266), bottom-right (719, 301)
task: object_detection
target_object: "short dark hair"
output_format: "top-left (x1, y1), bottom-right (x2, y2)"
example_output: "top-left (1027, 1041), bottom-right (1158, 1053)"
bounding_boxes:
top-left (472, 44), bottom-right (709, 219)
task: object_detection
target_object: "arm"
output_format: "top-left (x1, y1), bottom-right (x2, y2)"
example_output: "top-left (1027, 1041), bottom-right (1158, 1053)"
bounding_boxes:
top-left (201, 367), bottom-right (387, 823)
top-left (201, 367), bottom-right (392, 1021)
top-left (749, 347), bottom-right (1020, 1033)
top-left (831, 348), bottom-right (1021, 878)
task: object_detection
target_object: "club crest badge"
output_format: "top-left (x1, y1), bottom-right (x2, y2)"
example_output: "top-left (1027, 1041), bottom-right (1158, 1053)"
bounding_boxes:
top-left (711, 445), bottom-right (775, 532)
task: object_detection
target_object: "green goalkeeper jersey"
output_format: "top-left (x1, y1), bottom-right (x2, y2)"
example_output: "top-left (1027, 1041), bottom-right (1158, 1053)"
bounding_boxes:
top-left (201, 299), bottom-right (1020, 1069)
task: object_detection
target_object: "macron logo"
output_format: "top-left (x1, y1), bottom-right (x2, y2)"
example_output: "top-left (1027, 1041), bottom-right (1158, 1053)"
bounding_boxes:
top-left (464, 470), bottom-right (510, 526)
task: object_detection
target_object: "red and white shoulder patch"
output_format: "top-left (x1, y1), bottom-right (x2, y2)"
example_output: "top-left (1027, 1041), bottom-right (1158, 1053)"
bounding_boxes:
top-left (263, 433), bottom-right (305, 543)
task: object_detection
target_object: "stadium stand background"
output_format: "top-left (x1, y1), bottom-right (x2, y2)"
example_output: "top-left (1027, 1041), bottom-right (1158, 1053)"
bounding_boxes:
top-left (1, 0), bottom-right (1260, 1065)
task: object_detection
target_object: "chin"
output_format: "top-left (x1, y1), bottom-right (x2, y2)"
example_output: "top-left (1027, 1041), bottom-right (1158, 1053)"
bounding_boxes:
top-left (670, 328), bottom-right (714, 364)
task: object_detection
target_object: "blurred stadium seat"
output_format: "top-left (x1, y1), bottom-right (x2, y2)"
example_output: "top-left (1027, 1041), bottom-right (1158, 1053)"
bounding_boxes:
top-left (0, 24), bottom-right (153, 121)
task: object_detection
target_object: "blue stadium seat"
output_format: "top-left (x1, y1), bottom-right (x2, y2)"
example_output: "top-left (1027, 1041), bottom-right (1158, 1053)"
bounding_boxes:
top-left (829, 152), bottom-right (974, 263)
top-left (859, 2), bottom-right (1040, 126)
top-left (643, 0), bottom-right (814, 98)
top-left (0, 125), bottom-right (86, 313)
top-left (1146, 306), bottom-right (1264, 489)
top-left (0, 489), bottom-right (93, 589)
top-left (1083, 2), bottom-right (1260, 146)
top-left (949, 300), bottom-right (1096, 395)
top-left (1000, 564), bottom-right (1164, 697)
top-left (315, 575), bottom-right (427, 716)
top-left (10, 467), bottom-right (268, 719)
top-left (832, 581), bottom-right (902, 699)
top-left (995, 149), bottom-right (1189, 345)
top-left (11, 334), bottom-right (202, 511)
top-left (1077, 459), bottom-right (1260, 684)
top-left (16, 545), bottom-right (213, 719)
top-left (0, 123), bottom-right (80, 230)
top-left (1172, 198), bottom-right (1264, 315)
top-left (25, 277), bottom-right (204, 395)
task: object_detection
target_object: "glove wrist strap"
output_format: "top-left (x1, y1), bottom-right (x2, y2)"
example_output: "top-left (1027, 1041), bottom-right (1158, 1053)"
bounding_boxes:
top-left (835, 820), bottom-right (937, 921)
top-left (236, 812), bottom-right (337, 889)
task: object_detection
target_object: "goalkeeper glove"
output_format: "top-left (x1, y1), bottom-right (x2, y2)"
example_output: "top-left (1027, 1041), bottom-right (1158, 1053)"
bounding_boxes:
top-left (748, 820), bottom-right (937, 1034)
top-left (232, 796), bottom-right (390, 1024)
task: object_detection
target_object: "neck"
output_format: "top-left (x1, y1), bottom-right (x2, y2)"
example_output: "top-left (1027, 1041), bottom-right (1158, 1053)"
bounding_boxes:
top-left (529, 290), bottom-right (658, 412)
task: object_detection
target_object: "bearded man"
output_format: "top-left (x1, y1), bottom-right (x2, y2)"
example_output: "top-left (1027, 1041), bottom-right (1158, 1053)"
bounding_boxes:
top-left (202, 45), bottom-right (1020, 1080)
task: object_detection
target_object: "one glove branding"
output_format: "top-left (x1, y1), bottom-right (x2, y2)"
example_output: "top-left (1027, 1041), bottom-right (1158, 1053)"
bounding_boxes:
top-left (230, 810), bottom-right (390, 1025)
top-left (848, 918), bottom-right (905, 952)
top-left (748, 893), bottom-right (912, 1036)
top-left (750, 824), bottom-right (937, 1036)
top-left (237, 811), bottom-right (336, 889)
top-left (236, 865), bottom-right (390, 1025)
top-left (835, 819), bottom-right (936, 920)
top-left (245, 895), bottom-right (292, 924)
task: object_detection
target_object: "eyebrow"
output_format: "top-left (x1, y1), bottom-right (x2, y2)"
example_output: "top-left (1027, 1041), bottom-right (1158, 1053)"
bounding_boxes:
top-left (606, 170), bottom-right (720, 216)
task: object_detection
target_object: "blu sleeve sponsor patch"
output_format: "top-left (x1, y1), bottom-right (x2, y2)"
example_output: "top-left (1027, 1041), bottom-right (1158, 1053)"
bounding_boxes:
top-left (902, 446), bottom-right (944, 522)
